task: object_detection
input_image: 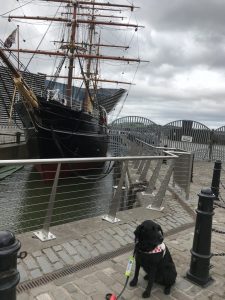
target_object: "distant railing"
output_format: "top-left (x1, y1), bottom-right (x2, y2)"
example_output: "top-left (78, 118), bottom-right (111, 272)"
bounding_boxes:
top-left (0, 126), bottom-right (24, 144)
top-left (109, 117), bottom-right (225, 161)
top-left (2, 116), bottom-right (225, 160)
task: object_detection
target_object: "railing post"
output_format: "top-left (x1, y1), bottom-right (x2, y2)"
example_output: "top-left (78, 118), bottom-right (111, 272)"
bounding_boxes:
top-left (173, 153), bottom-right (193, 200)
top-left (186, 188), bottom-right (215, 287)
top-left (139, 159), bottom-right (151, 182)
top-left (211, 160), bottom-right (221, 200)
top-left (190, 153), bottom-right (194, 183)
top-left (143, 159), bottom-right (162, 194)
top-left (146, 159), bottom-right (174, 211)
top-left (163, 144), bottom-right (168, 164)
top-left (136, 159), bottom-right (145, 174)
top-left (102, 161), bottom-right (128, 223)
top-left (33, 163), bottom-right (61, 241)
top-left (133, 148), bottom-right (142, 169)
top-left (15, 132), bottom-right (21, 144)
top-left (208, 129), bottom-right (214, 161)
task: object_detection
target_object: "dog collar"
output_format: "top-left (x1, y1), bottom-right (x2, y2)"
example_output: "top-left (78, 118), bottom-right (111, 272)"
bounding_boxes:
top-left (148, 242), bottom-right (166, 256)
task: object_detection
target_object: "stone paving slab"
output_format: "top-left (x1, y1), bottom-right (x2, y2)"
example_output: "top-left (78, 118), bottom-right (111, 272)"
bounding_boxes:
top-left (16, 161), bottom-right (225, 299)
top-left (17, 215), bottom-right (225, 300)
top-left (17, 194), bottom-right (194, 283)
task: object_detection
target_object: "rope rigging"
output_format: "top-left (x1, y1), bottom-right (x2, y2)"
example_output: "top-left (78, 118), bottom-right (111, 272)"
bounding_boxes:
top-left (0, 0), bottom-right (33, 17)
top-left (24, 2), bottom-right (62, 71)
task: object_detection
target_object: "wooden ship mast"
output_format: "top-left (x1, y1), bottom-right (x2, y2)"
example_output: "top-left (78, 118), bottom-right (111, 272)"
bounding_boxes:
top-left (3, 0), bottom-right (147, 110)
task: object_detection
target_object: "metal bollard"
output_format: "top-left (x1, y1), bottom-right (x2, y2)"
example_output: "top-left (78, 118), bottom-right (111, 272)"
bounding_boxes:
top-left (0, 231), bottom-right (21, 299)
top-left (211, 160), bottom-right (221, 200)
top-left (186, 188), bottom-right (215, 287)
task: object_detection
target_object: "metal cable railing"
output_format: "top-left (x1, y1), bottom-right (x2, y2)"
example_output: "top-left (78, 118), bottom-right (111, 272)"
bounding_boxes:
top-left (0, 147), bottom-right (194, 240)
top-left (0, 162), bottom-right (115, 231)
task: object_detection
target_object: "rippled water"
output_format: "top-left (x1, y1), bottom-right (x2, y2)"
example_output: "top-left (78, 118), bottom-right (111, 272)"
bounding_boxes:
top-left (0, 163), bottom-right (116, 233)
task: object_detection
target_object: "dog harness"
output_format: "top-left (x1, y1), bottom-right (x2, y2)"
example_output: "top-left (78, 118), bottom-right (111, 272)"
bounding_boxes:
top-left (148, 242), bottom-right (166, 256)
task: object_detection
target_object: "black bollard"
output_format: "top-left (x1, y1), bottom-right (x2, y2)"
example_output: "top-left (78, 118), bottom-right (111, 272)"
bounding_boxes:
top-left (0, 231), bottom-right (21, 300)
top-left (211, 160), bottom-right (221, 200)
top-left (186, 188), bottom-right (215, 287)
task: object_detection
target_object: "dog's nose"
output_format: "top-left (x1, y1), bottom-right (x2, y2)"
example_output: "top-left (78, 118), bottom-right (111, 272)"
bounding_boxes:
top-left (159, 236), bottom-right (163, 243)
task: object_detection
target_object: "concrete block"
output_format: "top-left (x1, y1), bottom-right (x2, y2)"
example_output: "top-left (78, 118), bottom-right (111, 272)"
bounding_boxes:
top-left (62, 242), bottom-right (77, 255)
top-left (17, 264), bottom-right (29, 282)
top-left (30, 268), bottom-right (42, 279)
top-left (36, 256), bottom-right (54, 274)
top-left (24, 255), bottom-right (38, 270)
top-left (43, 248), bottom-right (59, 263)
top-left (57, 250), bottom-right (74, 265)
top-left (76, 245), bottom-right (92, 259)
top-left (53, 245), bottom-right (62, 252)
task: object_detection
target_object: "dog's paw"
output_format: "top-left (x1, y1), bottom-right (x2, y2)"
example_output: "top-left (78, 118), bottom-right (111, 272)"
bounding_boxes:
top-left (164, 286), bottom-right (171, 295)
top-left (142, 290), bottom-right (151, 298)
top-left (129, 278), bottom-right (138, 287)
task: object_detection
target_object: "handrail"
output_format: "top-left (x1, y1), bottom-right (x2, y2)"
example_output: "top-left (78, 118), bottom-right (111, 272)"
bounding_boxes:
top-left (0, 154), bottom-right (178, 166)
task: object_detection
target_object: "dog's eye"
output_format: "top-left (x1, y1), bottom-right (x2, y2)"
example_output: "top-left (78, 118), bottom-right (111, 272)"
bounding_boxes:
top-left (152, 226), bottom-right (155, 231)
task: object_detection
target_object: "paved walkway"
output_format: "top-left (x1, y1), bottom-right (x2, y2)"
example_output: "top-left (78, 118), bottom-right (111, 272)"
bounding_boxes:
top-left (16, 161), bottom-right (225, 299)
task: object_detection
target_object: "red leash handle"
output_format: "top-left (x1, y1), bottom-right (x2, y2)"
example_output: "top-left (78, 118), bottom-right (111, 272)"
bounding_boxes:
top-left (105, 293), bottom-right (117, 300)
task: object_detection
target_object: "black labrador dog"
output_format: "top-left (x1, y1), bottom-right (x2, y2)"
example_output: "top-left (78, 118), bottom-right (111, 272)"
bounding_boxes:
top-left (130, 220), bottom-right (177, 298)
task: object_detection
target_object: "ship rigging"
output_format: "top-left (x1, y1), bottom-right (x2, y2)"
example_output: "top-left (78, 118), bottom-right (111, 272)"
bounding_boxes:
top-left (0, 0), bottom-right (147, 166)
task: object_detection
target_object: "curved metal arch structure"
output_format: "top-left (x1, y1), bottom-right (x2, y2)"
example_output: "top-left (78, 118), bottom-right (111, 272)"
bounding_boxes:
top-left (109, 117), bottom-right (225, 161)
top-left (212, 126), bottom-right (225, 161)
top-left (161, 120), bottom-right (211, 160)
top-left (111, 115), bottom-right (157, 126)
top-left (109, 116), bottom-right (161, 156)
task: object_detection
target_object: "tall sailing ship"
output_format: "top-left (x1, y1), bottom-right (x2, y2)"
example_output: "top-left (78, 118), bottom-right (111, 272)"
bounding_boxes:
top-left (0, 0), bottom-right (145, 164)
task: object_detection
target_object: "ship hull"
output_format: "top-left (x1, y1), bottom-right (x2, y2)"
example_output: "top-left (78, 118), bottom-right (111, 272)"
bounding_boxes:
top-left (34, 125), bottom-right (108, 159)
top-left (16, 98), bottom-right (108, 179)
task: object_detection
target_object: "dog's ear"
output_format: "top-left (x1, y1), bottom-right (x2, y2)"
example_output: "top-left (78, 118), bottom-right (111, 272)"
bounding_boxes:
top-left (134, 224), bottom-right (144, 240)
top-left (159, 224), bottom-right (164, 236)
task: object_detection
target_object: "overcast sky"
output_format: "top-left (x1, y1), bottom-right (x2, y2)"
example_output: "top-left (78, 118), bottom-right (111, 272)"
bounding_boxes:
top-left (114, 0), bottom-right (225, 129)
top-left (1, 0), bottom-right (225, 128)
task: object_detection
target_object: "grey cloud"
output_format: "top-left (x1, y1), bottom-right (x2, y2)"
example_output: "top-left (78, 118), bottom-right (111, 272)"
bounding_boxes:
top-left (138, 0), bottom-right (225, 33)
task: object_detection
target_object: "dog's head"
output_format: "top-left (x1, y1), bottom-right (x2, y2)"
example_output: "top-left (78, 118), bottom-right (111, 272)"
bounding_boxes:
top-left (134, 220), bottom-right (164, 252)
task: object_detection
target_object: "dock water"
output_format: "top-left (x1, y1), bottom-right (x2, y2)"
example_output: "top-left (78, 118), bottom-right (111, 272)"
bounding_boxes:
top-left (14, 161), bottom-right (225, 300)
top-left (0, 165), bottom-right (23, 180)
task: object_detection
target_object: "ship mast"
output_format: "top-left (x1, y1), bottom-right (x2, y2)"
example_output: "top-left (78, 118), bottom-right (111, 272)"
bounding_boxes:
top-left (93, 35), bottom-right (101, 96)
top-left (2, 0), bottom-right (148, 107)
top-left (83, 0), bottom-right (95, 113)
top-left (66, 1), bottom-right (77, 105)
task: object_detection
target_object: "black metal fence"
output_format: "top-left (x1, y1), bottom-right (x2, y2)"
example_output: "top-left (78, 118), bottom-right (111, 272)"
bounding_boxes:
top-left (110, 117), bottom-right (225, 161)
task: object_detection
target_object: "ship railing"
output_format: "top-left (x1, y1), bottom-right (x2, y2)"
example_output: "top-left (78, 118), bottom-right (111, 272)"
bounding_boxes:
top-left (46, 89), bottom-right (82, 110)
top-left (0, 149), bottom-right (193, 242)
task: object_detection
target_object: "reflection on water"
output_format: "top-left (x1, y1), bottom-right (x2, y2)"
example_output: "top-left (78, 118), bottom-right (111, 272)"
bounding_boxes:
top-left (0, 163), bottom-right (115, 233)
